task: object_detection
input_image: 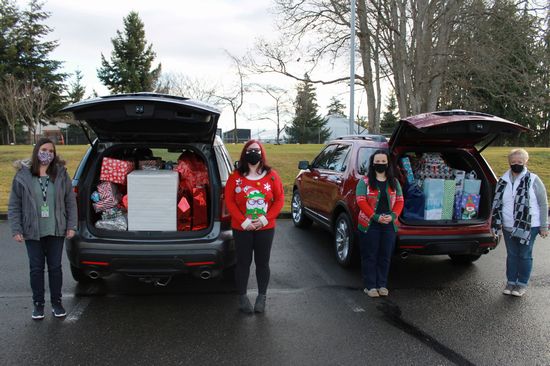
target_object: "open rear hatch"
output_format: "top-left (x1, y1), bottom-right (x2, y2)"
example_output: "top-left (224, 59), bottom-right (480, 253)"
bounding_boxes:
top-left (61, 93), bottom-right (220, 144)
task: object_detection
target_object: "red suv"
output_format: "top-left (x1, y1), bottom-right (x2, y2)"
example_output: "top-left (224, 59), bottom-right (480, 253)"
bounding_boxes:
top-left (292, 110), bottom-right (529, 266)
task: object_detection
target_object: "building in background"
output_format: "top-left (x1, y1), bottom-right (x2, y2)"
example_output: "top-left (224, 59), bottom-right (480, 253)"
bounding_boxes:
top-left (223, 128), bottom-right (251, 143)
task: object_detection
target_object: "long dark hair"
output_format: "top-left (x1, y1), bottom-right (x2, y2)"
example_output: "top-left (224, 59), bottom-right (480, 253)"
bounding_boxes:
top-left (31, 137), bottom-right (60, 181)
top-left (236, 139), bottom-right (272, 176)
top-left (367, 149), bottom-right (396, 190)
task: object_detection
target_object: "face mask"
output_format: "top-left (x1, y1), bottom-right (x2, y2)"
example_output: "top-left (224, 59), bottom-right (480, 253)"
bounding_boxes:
top-left (510, 164), bottom-right (524, 174)
top-left (37, 150), bottom-right (54, 165)
top-left (373, 163), bottom-right (388, 173)
top-left (245, 151), bottom-right (261, 165)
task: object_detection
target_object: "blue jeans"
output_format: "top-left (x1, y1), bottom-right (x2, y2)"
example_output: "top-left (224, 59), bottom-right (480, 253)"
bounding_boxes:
top-left (503, 227), bottom-right (539, 287)
top-left (359, 222), bottom-right (397, 289)
top-left (25, 236), bottom-right (64, 304)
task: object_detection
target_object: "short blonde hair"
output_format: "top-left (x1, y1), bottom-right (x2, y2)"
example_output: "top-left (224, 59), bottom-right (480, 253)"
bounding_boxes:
top-left (508, 148), bottom-right (529, 163)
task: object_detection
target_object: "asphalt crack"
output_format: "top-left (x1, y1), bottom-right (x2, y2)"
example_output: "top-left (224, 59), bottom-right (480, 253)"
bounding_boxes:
top-left (376, 299), bottom-right (476, 366)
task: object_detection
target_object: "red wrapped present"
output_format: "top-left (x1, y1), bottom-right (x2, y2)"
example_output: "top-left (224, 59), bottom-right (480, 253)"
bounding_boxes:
top-left (92, 181), bottom-right (121, 213)
top-left (174, 152), bottom-right (209, 194)
top-left (100, 157), bottom-right (135, 184)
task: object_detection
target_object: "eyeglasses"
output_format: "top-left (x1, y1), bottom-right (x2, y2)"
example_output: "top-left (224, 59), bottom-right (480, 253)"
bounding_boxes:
top-left (248, 198), bottom-right (265, 205)
top-left (246, 148), bottom-right (261, 154)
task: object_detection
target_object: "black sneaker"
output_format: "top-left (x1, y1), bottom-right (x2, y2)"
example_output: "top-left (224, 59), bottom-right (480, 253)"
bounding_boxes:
top-left (238, 295), bottom-right (254, 314)
top-left (32, 302), bottom-right (45, 320)
top-left (51, 301), bottom-right (66, 318)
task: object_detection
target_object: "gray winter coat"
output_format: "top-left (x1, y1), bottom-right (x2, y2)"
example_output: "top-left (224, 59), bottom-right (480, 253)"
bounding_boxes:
top-left (8, 159), bottom-right (78, 241)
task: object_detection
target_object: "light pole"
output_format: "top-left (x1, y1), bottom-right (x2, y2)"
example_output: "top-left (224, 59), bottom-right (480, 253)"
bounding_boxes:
top-left (349, 0), bottom-right (356, 135)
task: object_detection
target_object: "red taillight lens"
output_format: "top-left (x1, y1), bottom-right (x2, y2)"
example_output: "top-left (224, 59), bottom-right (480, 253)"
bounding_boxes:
top-left (184, 261), bottom-right (216, 267)
top-left (81, 261), bottom-right (109, 266)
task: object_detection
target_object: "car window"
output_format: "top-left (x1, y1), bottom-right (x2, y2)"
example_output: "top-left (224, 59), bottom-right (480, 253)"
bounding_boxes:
top-left (214, 144), bottom-right (233, 184)
top-left (328, 144), bottom-right (351, 172)
top-left (311, 144), bottom-right (338, 169)
top-left (357, 147), bottom-right (379, 175)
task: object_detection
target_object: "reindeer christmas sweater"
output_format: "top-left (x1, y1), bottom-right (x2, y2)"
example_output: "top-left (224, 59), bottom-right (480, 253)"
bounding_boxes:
top-left (224, 170), bottom-right (285, 231)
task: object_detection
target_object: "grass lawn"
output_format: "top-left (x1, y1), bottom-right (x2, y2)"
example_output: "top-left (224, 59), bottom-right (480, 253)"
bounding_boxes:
top-left (1, 144), bottom-right (549, 213)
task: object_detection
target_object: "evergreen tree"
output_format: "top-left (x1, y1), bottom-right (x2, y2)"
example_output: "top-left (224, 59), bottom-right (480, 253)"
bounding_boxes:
top-left (67, 69), bottom-right (86, 103)
top-left (286, 75), bottom-right (331, 144)
top-left (326, 96), bottom-right (347, 117)
top-left (97, 11), bottom-right (161, 93)
top-left (380, 93), bottom-right (399, 135)
top-left (0, 0), bottom-right (65, 143)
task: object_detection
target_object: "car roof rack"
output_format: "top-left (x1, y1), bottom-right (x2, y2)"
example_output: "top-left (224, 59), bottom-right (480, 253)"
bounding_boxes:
top-left (335, 134), bottom-right (387, 142)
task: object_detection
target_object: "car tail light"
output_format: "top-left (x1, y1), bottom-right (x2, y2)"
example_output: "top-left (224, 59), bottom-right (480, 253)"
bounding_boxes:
top-left (81, 261), bottom-right (109, 266)
top-left (185, 261), bottom-right (216, 267)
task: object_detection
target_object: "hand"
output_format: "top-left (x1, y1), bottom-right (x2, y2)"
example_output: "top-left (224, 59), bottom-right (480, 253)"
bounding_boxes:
top-left (66, 229), bottom-right (76, 239)
top-left (245, 223), bottom-right (256, 231)
top-left (13, 234), bottom-right (24, 243)
top-left (540, 229), bottom-right (548, 238)
top-left (378, 214), bottom-right (392, 224)
top-left (251, 219), bottom-right (264, 230)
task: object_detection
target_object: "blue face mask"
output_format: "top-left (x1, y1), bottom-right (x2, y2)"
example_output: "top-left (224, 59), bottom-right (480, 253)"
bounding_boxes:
top-left (37, 150), bottom-right (54, 165)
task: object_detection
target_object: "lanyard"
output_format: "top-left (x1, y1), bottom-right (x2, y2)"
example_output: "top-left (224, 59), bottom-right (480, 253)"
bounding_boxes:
top-left (38, 176), bottom-right (49, 204)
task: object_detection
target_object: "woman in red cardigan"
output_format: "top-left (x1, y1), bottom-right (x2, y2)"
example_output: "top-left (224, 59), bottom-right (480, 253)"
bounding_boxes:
top-left (225, 140), bottom-right (284, 314)
top-left (356, 150), bottom-right (404, 298)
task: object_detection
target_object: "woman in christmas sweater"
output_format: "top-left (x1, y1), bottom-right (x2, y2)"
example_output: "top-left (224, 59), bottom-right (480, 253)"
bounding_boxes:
top-left (356, 150), bottom-right (404, 298)
top-left (225, 140), bottom-right (284, 314)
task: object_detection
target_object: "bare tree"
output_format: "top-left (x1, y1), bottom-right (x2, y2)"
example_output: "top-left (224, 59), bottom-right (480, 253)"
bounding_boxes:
top-left (155, 72), bottom-right (219, 104)
top-left (0, 75), bottom-right (22, 144)
top-left (251, 84), bottom-right (292, 144)
top-left (19, 80), bottom-right (50, 144)
top-left (217, 51), bottom-right (247, 143)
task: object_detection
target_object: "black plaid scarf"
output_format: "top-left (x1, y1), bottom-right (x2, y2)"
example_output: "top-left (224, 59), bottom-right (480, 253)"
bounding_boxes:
top-left (491, 172), bottom-right (531, 245)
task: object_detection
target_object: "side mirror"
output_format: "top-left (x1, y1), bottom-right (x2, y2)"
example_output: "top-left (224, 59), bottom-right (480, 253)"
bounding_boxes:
top-left (298, 160), bottom-right (309, 170)
top-left (234, 161), bottom-right (240, 170)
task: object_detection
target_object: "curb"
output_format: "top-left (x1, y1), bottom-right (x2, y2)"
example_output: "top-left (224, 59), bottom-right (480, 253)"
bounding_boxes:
top-left (0, 212), bottom-right (293, 221)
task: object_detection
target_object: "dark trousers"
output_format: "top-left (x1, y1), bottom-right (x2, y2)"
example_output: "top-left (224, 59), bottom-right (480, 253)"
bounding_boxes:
top-left (25, 236), bottom-right (64, 304)
top-left (233, 229), bottom-right (275, 296)
top-left (359, 222), bottom-right (396, 289)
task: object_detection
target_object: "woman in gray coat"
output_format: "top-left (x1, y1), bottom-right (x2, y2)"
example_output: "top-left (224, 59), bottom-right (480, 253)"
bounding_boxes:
top-left (8, 138), bottom-right (78, 319)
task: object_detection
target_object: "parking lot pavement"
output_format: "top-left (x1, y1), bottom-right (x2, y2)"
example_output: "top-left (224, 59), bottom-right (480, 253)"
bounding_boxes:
top-left (1, 219), bottom-right (549, 365)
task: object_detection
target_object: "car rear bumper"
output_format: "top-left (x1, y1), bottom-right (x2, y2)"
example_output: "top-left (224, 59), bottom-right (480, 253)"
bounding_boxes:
top-left (397, 233), bottom-right (498, 255)
top-left (65, 231), bottom-right (235, 277)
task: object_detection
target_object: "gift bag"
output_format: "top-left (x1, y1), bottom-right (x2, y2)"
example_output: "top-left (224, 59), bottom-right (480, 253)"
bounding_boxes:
top-left (463, 171), bottom-right (481, 195)
top-left (191, 187), bottom-right (208, 230)
top-left (401, 157), bottom-right (415, 184)
top-left (100, 157), bottom-right (135, 185)
top-left (454, 169), bottom-right (466, 194)
top-left (460, 193), bottom-right (480, 220)
top-left (402, 182), bottom-right (425, 220)
top-left (441, 180), bottom-right (456, 220)
top-left (423, 178), bottom-right (444, 220)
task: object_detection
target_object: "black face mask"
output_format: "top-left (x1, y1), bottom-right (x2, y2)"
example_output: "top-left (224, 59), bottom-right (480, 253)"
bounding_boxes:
top-left (510, 164), bottom-right (524, 174)
top-left (245, 151), bottom-right (262, 165)
top-left (373, 163), bottom-right (388, 173)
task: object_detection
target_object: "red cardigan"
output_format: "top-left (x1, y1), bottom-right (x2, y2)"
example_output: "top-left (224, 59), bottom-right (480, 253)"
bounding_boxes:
top-left (224, 170), bottom-right (285, 231)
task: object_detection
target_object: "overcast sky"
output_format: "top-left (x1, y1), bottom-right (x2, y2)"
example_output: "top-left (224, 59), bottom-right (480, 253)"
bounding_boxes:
top-left (16, 0), bottom-right (354, 134)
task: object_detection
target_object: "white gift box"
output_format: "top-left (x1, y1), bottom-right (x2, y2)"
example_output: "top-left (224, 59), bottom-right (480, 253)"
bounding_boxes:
top-left (127, 171), bottom-right (179, 231)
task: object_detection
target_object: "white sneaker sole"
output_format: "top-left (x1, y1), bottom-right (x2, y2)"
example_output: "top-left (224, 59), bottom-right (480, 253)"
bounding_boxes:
top-left (52, 311), bottom-right (66, 317)
top-left (32, 315), bottom-right (45, 320)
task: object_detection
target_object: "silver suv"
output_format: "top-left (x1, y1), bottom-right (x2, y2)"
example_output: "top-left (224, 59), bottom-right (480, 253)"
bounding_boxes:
top-left (62, 93), bottom-right (235, 284)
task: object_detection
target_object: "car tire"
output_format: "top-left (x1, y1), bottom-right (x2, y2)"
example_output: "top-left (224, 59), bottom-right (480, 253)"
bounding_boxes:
top-left (70, 264), bottom-right (93, 283)
top-left (334, 213), bottom-right (355, 267)
top-left (291, 190), bottom-right (312, 228)
top-left (448, 254), bottom-right (482, 264)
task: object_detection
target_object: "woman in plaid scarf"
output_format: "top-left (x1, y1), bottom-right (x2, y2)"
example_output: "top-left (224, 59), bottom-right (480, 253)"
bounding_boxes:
top-left (491, 148), bottom-right (548, 297)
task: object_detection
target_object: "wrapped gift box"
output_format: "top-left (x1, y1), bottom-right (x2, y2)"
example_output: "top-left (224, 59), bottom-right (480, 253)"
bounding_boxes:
top-left (423, 178), bottom-right (444, 220)
top-left (127, 171), bottom-right (179, 231)
top-left (100, 157), bottom-right (135, 185)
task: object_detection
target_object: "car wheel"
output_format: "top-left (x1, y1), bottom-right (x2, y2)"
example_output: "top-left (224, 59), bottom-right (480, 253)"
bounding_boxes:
top-left (291, 190), bottom-right (312, 228)
top-left (70, 264), bottom-right (93, 283)
top-left (334, 213), bottom-right (355, 267)
top-left (448, 254), bottom-right (482, 264)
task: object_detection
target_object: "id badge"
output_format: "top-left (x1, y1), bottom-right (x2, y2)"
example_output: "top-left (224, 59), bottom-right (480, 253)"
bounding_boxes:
top-left (41, 204), bottom-right (49, 218)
